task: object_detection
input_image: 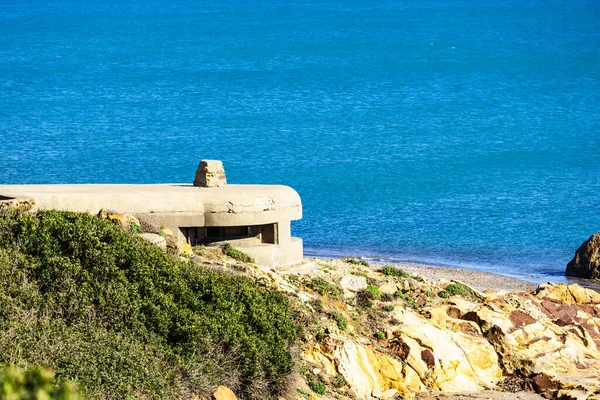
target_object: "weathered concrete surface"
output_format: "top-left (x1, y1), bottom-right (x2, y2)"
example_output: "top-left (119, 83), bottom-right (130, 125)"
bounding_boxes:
top-left (0, 184), bottom-right (300, 217)
top-left (0, 183), bottom-right (303, 268)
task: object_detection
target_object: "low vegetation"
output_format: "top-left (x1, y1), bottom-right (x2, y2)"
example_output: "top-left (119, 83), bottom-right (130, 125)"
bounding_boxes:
top-left (343, 257), bottom-right (370, 267)
top-left (308, 380), bottom-right (326, 395)
top-left (220, 242), bottom-right (255, 263)
top-left (438, 282), bottom-right (469, 298)
top-left (365, 284), bottom-right (381, 299)
top-left (380, 265), bottom-right (424, 281)
top-left (395, 291), bottom-right (420, 309)
top-left (0, 209), bottom-right (297, 399)
top-left (307, 277), bottom-right (340, 297)
top-left (0, 366), bottom-right (82, 399)
top-left (330, 311), bottom-right (348, 331)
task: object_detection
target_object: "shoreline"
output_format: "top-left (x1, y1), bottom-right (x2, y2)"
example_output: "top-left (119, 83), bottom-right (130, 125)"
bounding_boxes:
top-left (306, 252), bottom-right (600, 293)
top-left (383, 262), bottom-right (538, 293)
top-left (306, 257), bottom-right (537, 293)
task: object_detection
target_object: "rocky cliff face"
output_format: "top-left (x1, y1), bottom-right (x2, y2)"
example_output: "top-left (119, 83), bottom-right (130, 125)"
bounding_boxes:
top-left (193, 251), bottom-right (600, 400)
top-left (567, 233), bottom-right (600, 280)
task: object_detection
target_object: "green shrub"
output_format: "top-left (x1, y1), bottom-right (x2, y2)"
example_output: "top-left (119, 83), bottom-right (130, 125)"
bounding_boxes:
top-left (380, 266), bottom-right (423, 281)
top-left (308, 381), bottom-right (326, 395)
top-left (334, 374), bottom-right (346, 387)
top-left (330, 311), bottom-right (348, 331)
top-left (395, 291), bottom-right (420, 309)
top-left (129, 221), bottom-right (142, 233)
top-left (307, 277), bottom-right (339, 296)
top-left (343, 258), bottom-right (369, 267)
top-left (383, 305), bottom-right (395, 312)
top-left (0, 366), bottom-right (82, 400)
top-left (380, 266), bottom-right (398, 276)
top-left (374, 331), bottom-right (385, 340)
top-left (315, 330), bottom-right (325, 342)
top-left (220, 242), bottom-right (255, 263)
top-left (0, 210), bottom-right (297, 399)
top-left (438, 282), bottom-right (469, 298)
top-left (365, 285), bottom-right (381, 299)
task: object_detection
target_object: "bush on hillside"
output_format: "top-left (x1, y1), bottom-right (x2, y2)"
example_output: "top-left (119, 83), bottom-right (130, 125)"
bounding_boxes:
top-left (0, 366), bottom-right (82, 400)
top-left (380, 265), bottom-right (424, 281)
top-left (0, 209), bottom-right (297, 399)
top-left (438, 282), bottom-right (469, 298)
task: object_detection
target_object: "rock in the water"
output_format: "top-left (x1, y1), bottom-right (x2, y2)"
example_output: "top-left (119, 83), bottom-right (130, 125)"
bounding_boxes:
top-left (566, 233), bottom-right (600, 279)
top-left (135, 233), bottom-right (167, 251)
top-left (193, 160), bottom-right (227, 188)
top-left (212, 385), bottom-right (237, 400)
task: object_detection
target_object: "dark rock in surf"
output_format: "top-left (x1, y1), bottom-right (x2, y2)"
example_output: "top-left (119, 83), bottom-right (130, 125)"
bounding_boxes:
top-left (566, 232), bottom-right (600, 279)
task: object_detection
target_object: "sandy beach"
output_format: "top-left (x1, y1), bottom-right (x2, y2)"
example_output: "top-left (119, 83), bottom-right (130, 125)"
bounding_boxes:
top-left (392, 264), bottom-right (538, 292)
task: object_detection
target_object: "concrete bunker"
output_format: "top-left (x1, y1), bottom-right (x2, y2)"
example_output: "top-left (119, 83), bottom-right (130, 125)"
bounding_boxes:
top-left (0, 160), bottom-right (303, 268)
top-left (182, 223), bottom-right (278, 246)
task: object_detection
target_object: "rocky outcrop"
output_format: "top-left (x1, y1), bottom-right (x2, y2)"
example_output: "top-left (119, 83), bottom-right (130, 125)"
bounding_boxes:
top-left (126, 245), bottom-right (600, 400)
top-left (566, 233), bottom-right (600, 280)
top-left (99, 211), bottom-right (142, 233)
top-left (135, 233), bottom-right (167, 251)
top-left (193, 159), bottom-right (227, 188)
top-left (449, 283), bottom-right (600, 399)
top-left (339, 274), bottom-right (368, 298)
top-left (264, 259), bottom-right (600, 400)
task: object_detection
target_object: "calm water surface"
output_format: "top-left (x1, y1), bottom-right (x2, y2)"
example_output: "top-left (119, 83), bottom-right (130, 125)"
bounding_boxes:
top-left (1, 0), bottom-right (599, 282)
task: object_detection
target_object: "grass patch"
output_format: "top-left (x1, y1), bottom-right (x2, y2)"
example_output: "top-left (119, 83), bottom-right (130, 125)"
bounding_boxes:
top-left (380, 265), bottom-right (424, 281)
top-left (315, 330), bottom-right (325, 342)
top-left (395, 291), bottom-right (420, 309)
top-left (438, 282), bottom-right (469, 298)
top-left (383, 305), bottom-right (395, 312)
top-left (342, 258), bottom-right (370, 267)
top-left (365, 285), bottom-right (381, 299)
top-left (220, 242), bottom-right (255, 263)
top-left (0, 209), bottom-right (297, 399)
top-left (334, 374), bottom-right (346, 388)
top-left (329, 311), bottom-right (348, 331)
top-left (129, 221), bottom-right (142, 233)
top-left (308, 381), bottom-right (326, 395)
top-left (374, 331), bottom-right (385, 340)
top-left (307, 277), bottom-right (339, 297)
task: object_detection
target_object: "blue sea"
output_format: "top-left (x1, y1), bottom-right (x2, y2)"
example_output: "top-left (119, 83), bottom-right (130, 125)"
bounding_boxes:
top-left (1, 0), bottom-right (599, 283)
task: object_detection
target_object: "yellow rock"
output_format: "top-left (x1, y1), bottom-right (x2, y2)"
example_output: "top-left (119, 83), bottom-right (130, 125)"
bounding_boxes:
top-left (108, 213), bottom-right (141, 232)
top-left (306, 334), bottom-right (422, 399)
top-left (534, 283), bottom-right (600, 304)
top-left (212, 386), bottom-right (237, 400)
top-left (177, 241), bottom-right (193, 257)
top-left (160, 227), bottom-right (174, 237)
